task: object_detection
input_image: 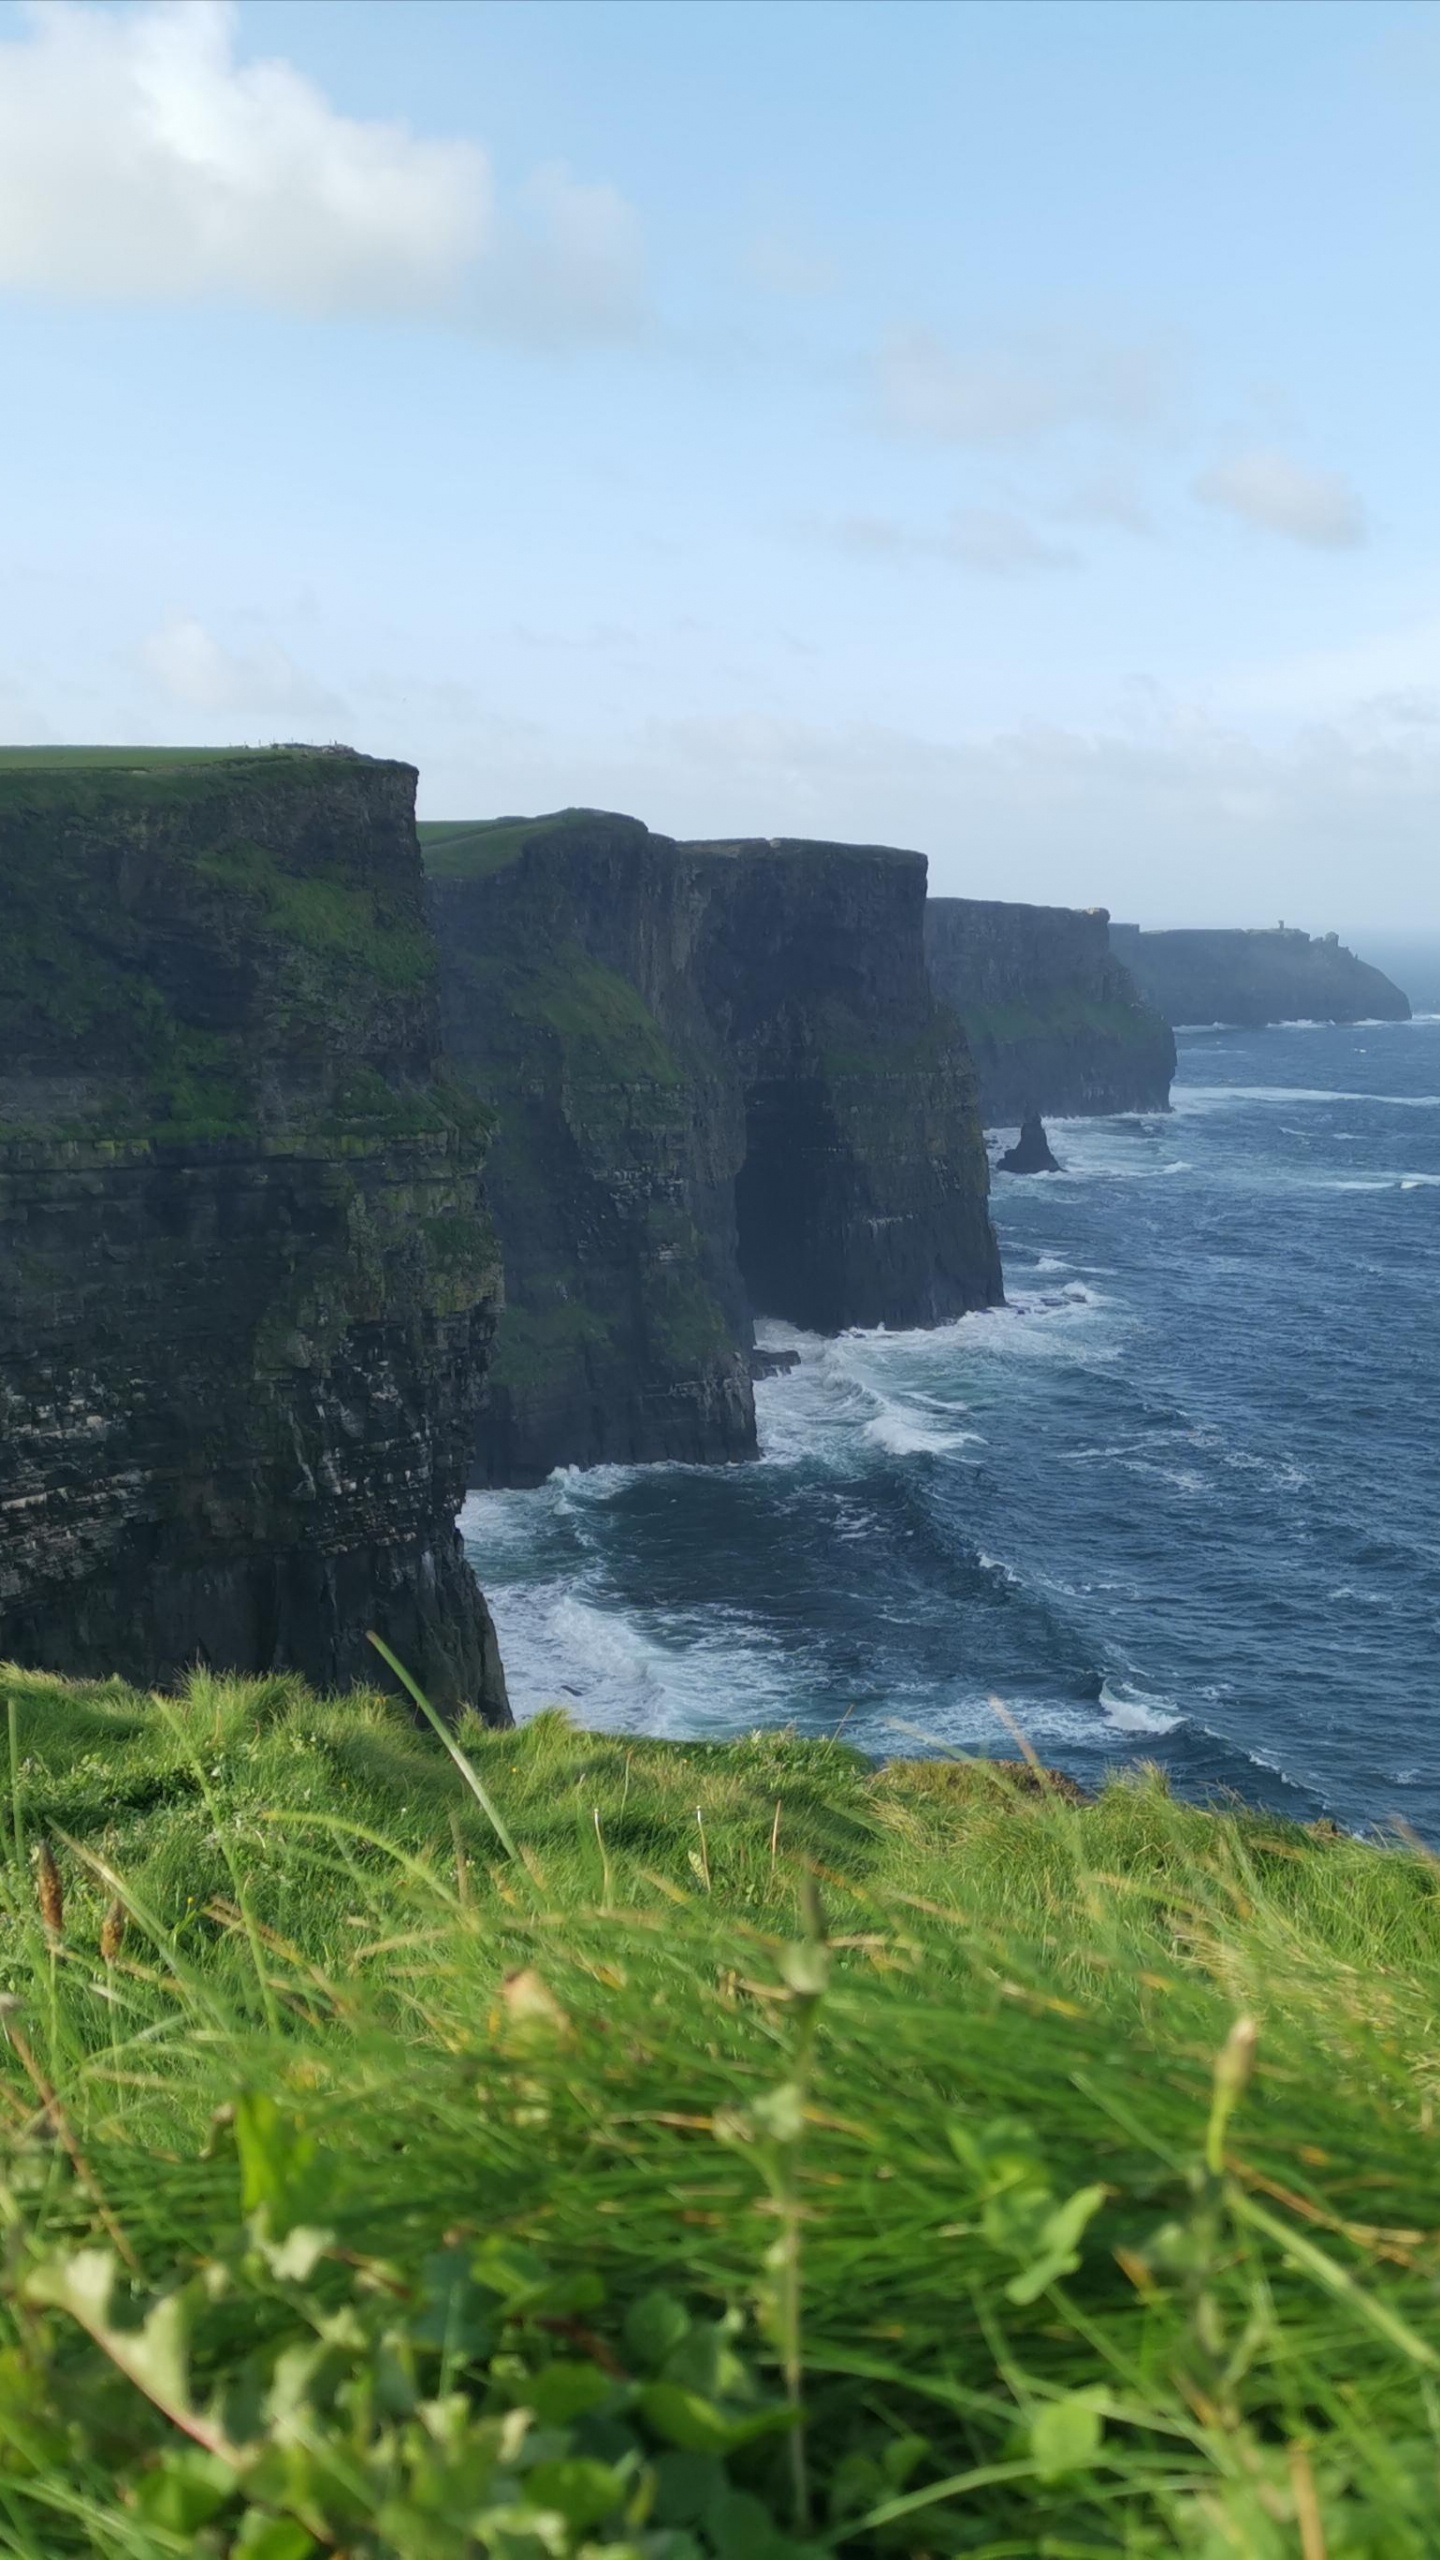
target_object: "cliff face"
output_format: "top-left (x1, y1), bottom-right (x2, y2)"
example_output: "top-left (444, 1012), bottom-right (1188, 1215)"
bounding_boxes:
top-left (925, 898), bottom-right (1175, 1123)
top-left (425, 813), bottom-right (753, 1487)
top-left (0, 748), bottom-right (510, 1722)
top-left (425, 811), bottom-right (1001, 1487)
top-left (1108, 926), bottom-right (1412, 1028)
top-left (690, 838), bottom-right (1002, 1332)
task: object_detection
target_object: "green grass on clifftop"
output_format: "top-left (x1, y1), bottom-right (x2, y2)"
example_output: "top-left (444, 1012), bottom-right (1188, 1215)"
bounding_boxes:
top-left (0, 1666), bottom-right (1436, 2555)
top-left (419, 810), bottom-right (648, 880)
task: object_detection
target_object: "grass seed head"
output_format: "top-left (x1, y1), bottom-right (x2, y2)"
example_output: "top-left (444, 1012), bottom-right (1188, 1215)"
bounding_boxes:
top-left (100, 1898), bottom-right (126, 1963)
top-left (34, 1840), bottom-right (63, 1939)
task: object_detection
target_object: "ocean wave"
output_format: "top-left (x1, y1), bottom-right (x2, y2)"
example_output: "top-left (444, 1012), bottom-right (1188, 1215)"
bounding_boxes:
top-left (977, 1548), bottom-right (1024, 1588)
top-left (1323, 1172), bottom-right (1440, 1192)
top-left (1175, 1084), bottom-right (1440, 1112)
top-left (1099, 1678), bottom-right (1182, 1735)
top-left (863, 1401), bottom-right (985, 1457)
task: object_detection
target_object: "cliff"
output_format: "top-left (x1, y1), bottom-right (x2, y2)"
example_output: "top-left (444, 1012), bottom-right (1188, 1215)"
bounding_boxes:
top-left (425, 810), bottom-right (1001, 1487)
top-left (0, 747), bottom-right (510, 1722)
top-left (1108, 925), bottom-right (1412, 1028)
top-left (924, 898), bottom-right (1175, 1122)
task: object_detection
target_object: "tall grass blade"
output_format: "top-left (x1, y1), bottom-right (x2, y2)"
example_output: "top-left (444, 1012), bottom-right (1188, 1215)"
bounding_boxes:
top-left (366, 1631), bottom-right (519, 1861)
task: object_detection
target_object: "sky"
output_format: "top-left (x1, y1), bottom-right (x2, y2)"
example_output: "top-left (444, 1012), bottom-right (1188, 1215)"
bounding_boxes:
top-left (1, 0), bottom-right (1439, 926)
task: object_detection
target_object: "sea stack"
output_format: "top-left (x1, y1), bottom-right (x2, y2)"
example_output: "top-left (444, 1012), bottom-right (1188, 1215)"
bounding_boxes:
top-left (998, 1115), bottom-right (1061, 1174)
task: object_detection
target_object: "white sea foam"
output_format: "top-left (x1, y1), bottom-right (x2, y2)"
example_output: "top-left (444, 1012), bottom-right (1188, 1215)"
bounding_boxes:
top-left (1099, 1678), bottom-right (1182, 1734)
top-left (1175, 1083), bottom-right (1440, 1113)
top-left (863, 1401), bottom-right (984, 1457)
top-left (977, 1549), bottom-right (1024, 1588)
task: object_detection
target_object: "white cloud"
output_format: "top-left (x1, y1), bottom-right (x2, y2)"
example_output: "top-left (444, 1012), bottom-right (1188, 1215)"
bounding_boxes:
top-left (1048, 468), bottom-right (1152, 534)
top-left (942, 508), bottom-right (1075, 575)
top-left (0, 1), bottom-right (642, 336)
top-left (140, 616), bottom-right (342, 715)
top-left (473, 162), bottom-right (645, 344)
top-left (746, 229), bottom-right (838, 296)
top-left (818, 505), bottom-right (1075, 576)
top-left (878, 327), bottom-right (1174, 446)
top-left (1194, 449), bottom-right (1366, 548)
top-left (475, 703), bottom-right (1440, 929)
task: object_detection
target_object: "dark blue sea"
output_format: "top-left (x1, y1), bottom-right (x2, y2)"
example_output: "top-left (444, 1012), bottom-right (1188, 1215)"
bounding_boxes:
top-left (463, 1007), bottom-right (1440, 1837)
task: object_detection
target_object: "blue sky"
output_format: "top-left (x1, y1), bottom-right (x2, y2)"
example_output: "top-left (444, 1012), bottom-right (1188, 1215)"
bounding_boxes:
top-left (2, 0), bottom-right (1439, 925)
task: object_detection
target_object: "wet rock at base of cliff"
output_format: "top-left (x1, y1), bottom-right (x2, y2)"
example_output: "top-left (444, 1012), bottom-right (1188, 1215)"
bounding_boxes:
top-left (0, 747), bottom-right (511, 1725)
top-left (998, 1115), bottom-right (1061, 1174)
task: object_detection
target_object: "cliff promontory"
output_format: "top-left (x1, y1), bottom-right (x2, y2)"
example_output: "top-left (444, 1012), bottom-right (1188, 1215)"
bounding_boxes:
top-left (925, 897), bottom-right (1175, 1122)
top-left (0, 747), bottom-right (510, 1722)
top-left (425, 810), bottom-right (1002, 1486)
top-left (1108, 925), bottom-right (1411, 1028)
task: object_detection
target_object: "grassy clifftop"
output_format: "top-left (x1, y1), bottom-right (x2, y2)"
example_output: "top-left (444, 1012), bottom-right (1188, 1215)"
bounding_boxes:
top-left (0, 747), bottom-right (438, 1145)
top-left (0, 1665), bottom-right (1435, 2554)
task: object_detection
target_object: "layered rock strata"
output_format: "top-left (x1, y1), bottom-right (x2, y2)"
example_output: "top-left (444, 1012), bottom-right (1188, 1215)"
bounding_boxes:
top-left (0, 748), bottom-right (509, 1722)
top-left (1107, 925), bottom-right (1411, 1028)
top-left (424, 810), bottom-right (1002, 1486)
top-left (925, 898), bottom-right (1175, 1123)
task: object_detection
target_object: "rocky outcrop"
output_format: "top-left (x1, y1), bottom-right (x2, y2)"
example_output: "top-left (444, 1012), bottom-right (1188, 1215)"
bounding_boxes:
top-left (1108, 925), bottom-right (1411, 1028)
top-left (925, 899), bottom-right (1175, 1123)
top-left (998, 1115), bottom-right (1060, 1174)
top-left (0, 747), bottom-right (510, 1723)
top-left (425, 810), bottom-right (1002, 1487)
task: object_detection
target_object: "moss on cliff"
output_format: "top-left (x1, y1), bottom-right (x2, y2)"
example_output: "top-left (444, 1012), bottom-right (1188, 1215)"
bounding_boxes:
top-left (961, 991), bottom-right (1166, 1049)
top-left (194, 836), bottom-right (433, 989)
top-left (1, 747), bottom-right (509, 1721)
top-left (0, 748), bottom-right (440, 1144)
top-left (419, 807), bottom-right (646, 881)
top-left (487, 1299), bottom-right (618, 1392)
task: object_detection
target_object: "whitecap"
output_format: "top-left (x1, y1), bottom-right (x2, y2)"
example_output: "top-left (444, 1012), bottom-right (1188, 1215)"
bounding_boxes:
top-left (863, 1400), bottom-right (984, 1457)
top-left (1099, 1678), bottom-right (1182, 1734)
top-left (1175, 1084), bottom-right (1440, 1112)
top-left (977, 1549), bottom-right (1025, 1588)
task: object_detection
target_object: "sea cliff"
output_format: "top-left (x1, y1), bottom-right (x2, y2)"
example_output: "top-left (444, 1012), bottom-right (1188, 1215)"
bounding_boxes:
top-left (0, 747), bottom-right (510, 1722)
top-left (1109, 924), bottom-right (1411, 1027)
top-left (925, 897), bottom-right (1175, 1122)
top-left (425, 809), bottom-right (1002, 1486)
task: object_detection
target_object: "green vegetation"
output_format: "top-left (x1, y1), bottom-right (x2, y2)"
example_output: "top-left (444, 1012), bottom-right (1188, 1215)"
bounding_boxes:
top-left (0, 1664), bottom-right (1436, 2554)
top-left (488, 1299), bottom-right (617, 1393)
top-left (511, 951), bottom-right (681, 1092)
top-left (419, 812), bottom-right (647, 882)
top-left (0, 753), bottom-right (439, 1145)
top-left (193, 842), bottom-right (432, 995)
top-left (959, 995), bottom-right (1163, 1053)
top-left (0, 748), bottom-right (275, 771)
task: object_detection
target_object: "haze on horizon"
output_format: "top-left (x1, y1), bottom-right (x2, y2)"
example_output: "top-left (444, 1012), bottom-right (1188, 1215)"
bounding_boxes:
top-left (2, 0), bottom-right (1439, 931)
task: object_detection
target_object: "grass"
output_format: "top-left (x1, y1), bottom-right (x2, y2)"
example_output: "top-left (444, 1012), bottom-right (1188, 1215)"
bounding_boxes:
top-left (419, 811), bottom-right (649, 881)
top-left (957, 995), bottom-right (1170, 1052)
top-left (0, 1664), bottom-right (1437, 2554)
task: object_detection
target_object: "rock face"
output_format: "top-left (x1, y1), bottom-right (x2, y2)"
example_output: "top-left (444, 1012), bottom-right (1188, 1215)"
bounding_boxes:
top-left (925, 898), bottom-right (1175, 1122)
top-left (425, 810), bottom-right (1002, 1487)
top-left (1108, 925), bottom-right (1411, 1028)
top-left (0, 748), bottom-right (510, 1723)
top-left (998, 1115), bottom-right (1060, 1174)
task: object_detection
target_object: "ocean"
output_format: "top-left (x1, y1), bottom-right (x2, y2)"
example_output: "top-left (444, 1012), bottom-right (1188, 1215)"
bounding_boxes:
top-left (462, 1003), bottom-right (1440, 1837)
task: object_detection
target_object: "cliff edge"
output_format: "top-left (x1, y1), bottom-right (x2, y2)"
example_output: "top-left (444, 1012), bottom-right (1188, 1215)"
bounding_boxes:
top-left (425, 810), bottom-right (1001, 1487)
top-left (925, 897), bottom-right (1175, 1123)
top-left (1108, 925), bottom-right (1411, 1028)
top-left (0, 746), bottom-right (510, 1722)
